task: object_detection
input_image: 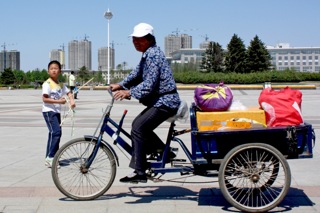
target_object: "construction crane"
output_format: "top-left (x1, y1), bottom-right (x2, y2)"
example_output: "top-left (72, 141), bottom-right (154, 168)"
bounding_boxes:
top-left (84, 34), bottom-right (89, 41)
top-left (60, 43), bottom-right (65, 51)
top-left (110, 40), bottom-right (125, 49)
top-left (1, 42), bottom-right (7, 51)
top-left (172, 28), bottom-right (198, 36)
top-left (201, 34), bottom-right (209, 42)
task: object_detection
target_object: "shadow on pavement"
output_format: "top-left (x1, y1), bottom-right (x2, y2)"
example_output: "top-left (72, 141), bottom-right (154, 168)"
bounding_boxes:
top-left (59, 186), bottom-right (315, 212)
top-left (277, 187), bottom-right (315, 211)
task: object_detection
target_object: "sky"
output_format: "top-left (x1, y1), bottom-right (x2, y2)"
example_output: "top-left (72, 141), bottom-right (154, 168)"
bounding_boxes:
top-left (1, 0), bottom-right (320, 72)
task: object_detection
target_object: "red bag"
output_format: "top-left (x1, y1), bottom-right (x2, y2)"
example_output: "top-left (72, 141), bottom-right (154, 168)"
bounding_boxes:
top-left (258, 87), bottom-right (303, 127)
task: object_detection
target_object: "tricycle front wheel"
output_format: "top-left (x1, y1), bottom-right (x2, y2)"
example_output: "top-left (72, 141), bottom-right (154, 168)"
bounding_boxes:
top-left (51, 137), bottom-right (117, 200)
top-left (218, 143), bottom-right (291, 213)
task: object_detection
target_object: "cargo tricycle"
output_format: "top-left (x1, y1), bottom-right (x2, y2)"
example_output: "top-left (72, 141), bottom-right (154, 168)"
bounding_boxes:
top-left (51, 90), bottom-right (315, 212)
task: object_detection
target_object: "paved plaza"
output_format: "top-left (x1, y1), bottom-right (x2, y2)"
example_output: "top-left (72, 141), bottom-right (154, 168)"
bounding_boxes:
top-left (0, 87), bottom-right (320, 213)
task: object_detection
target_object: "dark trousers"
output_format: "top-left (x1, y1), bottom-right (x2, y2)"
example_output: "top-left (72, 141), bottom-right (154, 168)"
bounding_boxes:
top-left (43, 111), bottom-right (62, 158)
top-left (70, 86), bottom-right (77, 99)
top-left (129, 106), bottom-right (177, 173)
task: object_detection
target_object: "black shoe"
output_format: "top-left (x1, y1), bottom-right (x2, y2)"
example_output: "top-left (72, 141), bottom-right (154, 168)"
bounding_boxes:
top-left (119, 172), bottom-right (147, 183)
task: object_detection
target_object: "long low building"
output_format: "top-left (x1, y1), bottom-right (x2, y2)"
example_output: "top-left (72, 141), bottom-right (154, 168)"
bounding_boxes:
top-left (168, 43), bottom-right (320, 72)
top-left (267, 43), bottom-right (320, 72)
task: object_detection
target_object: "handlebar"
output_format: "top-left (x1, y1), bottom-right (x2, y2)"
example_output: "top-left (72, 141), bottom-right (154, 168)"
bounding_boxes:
top-left (105, 87), bottom-right (130, 114)
top-left (107, 88), bottom-right (115, 107)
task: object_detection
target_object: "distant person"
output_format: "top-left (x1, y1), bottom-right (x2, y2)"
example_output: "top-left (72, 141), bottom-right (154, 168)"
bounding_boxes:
top-left (42, 60), bottom-right (76, 168)
top-left (109, 23), bottom-right (181, 183)
top-left (69, 71), bottom-right (77, 99)
top-left (73, 83), bottom-right (79, 99)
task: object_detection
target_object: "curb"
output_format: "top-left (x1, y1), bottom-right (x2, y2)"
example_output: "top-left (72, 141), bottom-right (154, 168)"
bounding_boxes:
top-left (177, 84), bottom-right (317, 90)
top-left (67, 84), bottom-right (318, 90)
top-left (1, 84), bottom-right (316, 91)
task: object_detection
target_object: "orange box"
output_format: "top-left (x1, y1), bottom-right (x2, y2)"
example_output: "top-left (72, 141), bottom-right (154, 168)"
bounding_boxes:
top-left (196, 107), bottom-right (266, 131)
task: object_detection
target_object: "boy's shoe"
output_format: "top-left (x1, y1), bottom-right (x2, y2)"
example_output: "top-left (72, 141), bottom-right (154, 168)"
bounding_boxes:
top-left (120, 171), bottom-right (147, 183)
top-left (45, 157), bottom-right (53, 168)
top-left (45, 157), bottom-right (60, 168)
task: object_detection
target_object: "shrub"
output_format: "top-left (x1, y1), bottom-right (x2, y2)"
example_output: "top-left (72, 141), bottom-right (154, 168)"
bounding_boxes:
top-left (173, 70), bottom-right (320, 84)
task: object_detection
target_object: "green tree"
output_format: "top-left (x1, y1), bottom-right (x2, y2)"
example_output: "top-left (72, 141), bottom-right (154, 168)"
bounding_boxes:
top-left (25, 71), bottom-right (33, 83)
top-left (58, 73), bottom-right (66, 83)
top-left (225, 34), bottom-right (247, 73)
top-left (32, 69), bottom-right (43, 82)
top-left (12, 70), bottom-right (26, 85)
top-left (246, 35), bottom-right (272, 72)
top-left (200, 41), bottom-right (224, 72)
top-left (78, 66), bottom-right (90, 84)
top-left (0, 68), bottom-right (15, 85)
top-left (95, 71), bottom-right (103, 84)
top-left (116, 64), bottom-right (122, 70)
top-left (40, 69), bottom-right (50, 81)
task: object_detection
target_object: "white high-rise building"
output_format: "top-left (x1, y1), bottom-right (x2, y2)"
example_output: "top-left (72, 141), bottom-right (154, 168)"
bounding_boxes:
top-left (0, 50), bottom-right (20, 72)
top-left (50, 49), bottom-right (65, 69)
top-left (68, 38), bottom-right (92, 70)
top-left (164, 33), bottom-right (192, 57)
top-left (98, 47), bottom-right (115, 71)
top-left (68, 40), bottom-right (78, 70)
top-left (78, 39), bottom-right (92, 70)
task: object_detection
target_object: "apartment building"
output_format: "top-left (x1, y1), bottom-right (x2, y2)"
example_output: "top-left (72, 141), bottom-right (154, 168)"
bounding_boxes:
top-left (164, 33), bottom-right (192, 57)
top-left (50, 49), bottom-right (66, 69)
top-left (267, 43), bottom-right (320, 72)
top-left (68, 38), bottom-right (92, 70)
top-left (98, 47), bottom-right (115, 71)
top-left (0, 50), bottom-right (20, 72)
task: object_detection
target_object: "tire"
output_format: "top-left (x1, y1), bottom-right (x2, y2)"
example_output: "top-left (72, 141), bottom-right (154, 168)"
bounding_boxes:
top-left (51, 137), bottom-right (117, 200)
top-left (218, 143), bottom-right (291, 213)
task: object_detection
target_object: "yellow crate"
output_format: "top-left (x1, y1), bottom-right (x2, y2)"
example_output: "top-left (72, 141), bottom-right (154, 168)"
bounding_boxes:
top-left (198, 120), bottom-right (224, 131)
top-left (197, 107), bottom-right (266, 131)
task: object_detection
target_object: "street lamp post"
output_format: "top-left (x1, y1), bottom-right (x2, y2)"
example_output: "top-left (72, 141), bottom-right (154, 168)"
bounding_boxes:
top-left (104, 9), bottom-right (113, 85)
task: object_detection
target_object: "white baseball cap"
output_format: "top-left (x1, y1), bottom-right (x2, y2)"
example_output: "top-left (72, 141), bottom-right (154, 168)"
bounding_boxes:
top-left (130, 23), bottom-right (154, 37)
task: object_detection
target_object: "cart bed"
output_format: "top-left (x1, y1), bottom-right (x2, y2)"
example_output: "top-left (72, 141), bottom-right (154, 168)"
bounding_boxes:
top-left (189, 104), bottom-right (314, 162)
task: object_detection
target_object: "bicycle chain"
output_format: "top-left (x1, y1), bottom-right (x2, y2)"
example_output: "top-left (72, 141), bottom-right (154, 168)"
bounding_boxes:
top-left (147, 174), bottom-right (220, 184)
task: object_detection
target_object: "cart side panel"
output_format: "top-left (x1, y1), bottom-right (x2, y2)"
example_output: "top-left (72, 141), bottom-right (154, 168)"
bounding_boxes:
top-left (303, 123), bottom-right (314, 156)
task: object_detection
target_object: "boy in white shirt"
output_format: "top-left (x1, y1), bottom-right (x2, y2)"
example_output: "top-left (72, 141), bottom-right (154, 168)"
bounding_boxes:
top-left (42, 60), bottom-right (76, 168)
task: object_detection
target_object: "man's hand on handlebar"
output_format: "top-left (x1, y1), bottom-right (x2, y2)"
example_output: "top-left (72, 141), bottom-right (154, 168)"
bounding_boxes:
top-left (113, 90), bottom-right (131, 101)
top-left (107, 84), bottom-right (131, 101)
top-left (108, 84), bottom-right (122, 91)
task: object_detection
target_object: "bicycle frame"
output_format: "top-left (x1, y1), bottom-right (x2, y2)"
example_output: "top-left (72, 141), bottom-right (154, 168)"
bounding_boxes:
top-left (84, 89), bottom-right (194, 174)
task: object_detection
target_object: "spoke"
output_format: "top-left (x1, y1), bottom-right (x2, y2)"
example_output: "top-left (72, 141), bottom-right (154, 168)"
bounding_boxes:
top-left (53, 140), bottom-right (116, 200)
top-left (221, 145), bottom-right (290, 211)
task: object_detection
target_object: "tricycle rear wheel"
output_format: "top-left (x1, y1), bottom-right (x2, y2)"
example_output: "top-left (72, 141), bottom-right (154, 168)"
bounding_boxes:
top-left (218, 143), bottom-right (291, 212)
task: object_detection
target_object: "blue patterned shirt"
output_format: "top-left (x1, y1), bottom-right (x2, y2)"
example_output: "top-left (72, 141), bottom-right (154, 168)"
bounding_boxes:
top-left (119, 45), bottom-right (180, 109)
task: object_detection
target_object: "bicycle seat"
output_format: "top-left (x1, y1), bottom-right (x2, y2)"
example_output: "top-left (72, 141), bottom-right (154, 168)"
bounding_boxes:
top-left (166, 100), bottom-right (189, 123)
